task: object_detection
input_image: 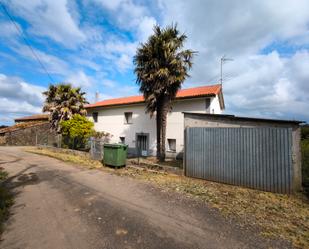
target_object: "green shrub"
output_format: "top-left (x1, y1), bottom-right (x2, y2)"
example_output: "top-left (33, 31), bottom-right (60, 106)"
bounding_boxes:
top-left (60, 114), bottom-right (94, 150)
top-left (301, 139), bottom-right (309, 195)
top-left (301, 125), bottom-right (309, 140)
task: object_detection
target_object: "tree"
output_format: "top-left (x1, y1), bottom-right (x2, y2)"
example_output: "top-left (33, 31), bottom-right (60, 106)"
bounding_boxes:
top-left (43, 83), bottom-right (88, 132)
top-left (60, 114), bottom-right (94, 150)
top-left (134, 24), bottom-right (194, 161)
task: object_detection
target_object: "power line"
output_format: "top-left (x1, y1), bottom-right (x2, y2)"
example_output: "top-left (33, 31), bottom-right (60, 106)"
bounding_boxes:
top-left (0, 3), bottom-right (55, 83)
top-left (206, 73), bottom-right (221, 84)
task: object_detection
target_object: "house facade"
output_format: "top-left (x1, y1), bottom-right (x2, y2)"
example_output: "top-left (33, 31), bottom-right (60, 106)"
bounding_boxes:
top-left (86, 84), bottom-right (224, 158)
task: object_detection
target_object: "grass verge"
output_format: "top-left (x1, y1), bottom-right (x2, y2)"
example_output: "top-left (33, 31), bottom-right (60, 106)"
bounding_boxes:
top-left (26, 147), bottom-right (309, 248)
top-left (26, 147), bottom-right (103, 170)
top-left (0, 168), bottom-right (13, 236)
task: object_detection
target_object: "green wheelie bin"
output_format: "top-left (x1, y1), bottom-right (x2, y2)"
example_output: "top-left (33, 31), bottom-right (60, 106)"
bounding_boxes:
top-left (103, 143), bottom-right (128, 167)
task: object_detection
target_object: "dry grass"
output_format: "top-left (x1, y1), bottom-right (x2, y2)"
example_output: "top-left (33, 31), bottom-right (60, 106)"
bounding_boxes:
top-left (26, 148), bottom-right (309, 248)
top-left (26, 147), bottom-right (103, 170)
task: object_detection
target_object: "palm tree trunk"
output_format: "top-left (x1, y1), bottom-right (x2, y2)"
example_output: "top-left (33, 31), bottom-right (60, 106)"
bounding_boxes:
top-left (156, 103), bottom-right (162, 160)
top-left (159, 95), bottom-right (169, 162)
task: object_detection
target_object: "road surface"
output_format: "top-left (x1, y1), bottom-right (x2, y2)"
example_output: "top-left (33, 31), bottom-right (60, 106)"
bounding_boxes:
top-left (0, 147), bottom-right (290, 249)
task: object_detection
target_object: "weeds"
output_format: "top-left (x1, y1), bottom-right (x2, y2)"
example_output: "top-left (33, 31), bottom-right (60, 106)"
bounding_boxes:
top-left (0, 168), bottom-right (13, 235)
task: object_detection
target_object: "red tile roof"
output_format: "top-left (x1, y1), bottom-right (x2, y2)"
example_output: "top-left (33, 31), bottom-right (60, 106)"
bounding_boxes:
top-left (86, 84), bottom-right (222, 109)
top-left (14, 114), bottom-right (49, 122)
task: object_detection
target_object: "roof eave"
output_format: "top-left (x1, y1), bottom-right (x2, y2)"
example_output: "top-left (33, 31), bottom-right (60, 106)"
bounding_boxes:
top-left (85, 94), bottom-right (217, 109)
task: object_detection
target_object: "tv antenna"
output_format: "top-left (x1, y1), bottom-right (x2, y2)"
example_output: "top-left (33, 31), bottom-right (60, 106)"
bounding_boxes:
top-left (220, 55), bottom-right (233, 85)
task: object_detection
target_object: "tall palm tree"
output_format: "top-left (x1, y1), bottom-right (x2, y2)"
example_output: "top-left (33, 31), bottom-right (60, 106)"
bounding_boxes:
top-left (134, 25), bottom-right (194, 161)
top-left (43, 83), bottom-right (88, 132)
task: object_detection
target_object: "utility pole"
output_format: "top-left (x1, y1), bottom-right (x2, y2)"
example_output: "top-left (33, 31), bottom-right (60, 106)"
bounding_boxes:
top-left (220, 55), bottom-right (233, 86)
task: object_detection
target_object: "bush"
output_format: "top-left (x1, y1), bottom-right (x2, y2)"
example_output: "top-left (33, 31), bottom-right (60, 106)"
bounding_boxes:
top-left (301, 139), bottom-right (309, 196)
top-left (0, 169), bottom-right (13, 233)
top-left (301, 125), bottom-right (309, 140)
top-left (60, 114), bottom-right (94, 150)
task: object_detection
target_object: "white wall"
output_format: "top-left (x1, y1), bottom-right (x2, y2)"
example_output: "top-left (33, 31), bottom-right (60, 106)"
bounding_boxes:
top-left (88, 96), bottom-right (222, 156)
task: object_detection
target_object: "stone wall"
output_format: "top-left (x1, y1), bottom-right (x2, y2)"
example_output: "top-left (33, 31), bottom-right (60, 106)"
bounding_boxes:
top-left (3, 122), bottom-right (58, 146)
top-left (0, 135), bottom-right (6, 145)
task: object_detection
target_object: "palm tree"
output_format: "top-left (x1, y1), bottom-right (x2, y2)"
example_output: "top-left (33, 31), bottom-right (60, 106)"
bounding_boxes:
top-left (42, 83), bottom-right (88, 132)
top-left (134, 25), bottom-right (194, 161)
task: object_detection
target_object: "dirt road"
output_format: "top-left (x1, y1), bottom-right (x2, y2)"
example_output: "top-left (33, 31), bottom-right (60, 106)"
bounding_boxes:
top-left (0, 147), bottom-right (290, 249)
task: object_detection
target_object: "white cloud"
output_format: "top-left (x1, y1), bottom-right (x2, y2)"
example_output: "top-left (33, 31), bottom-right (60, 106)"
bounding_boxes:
top-left (12, 44), bottom-right (70, 76)
top-left (84, 39), bottom-right (138, 73)
top-left (66, 71), bottom-right (93, 88)
top-left (137, 16), bottom-right (157, 42)
top-left (0, 21), bottom-right (20, 38)
top-left (116, 54), bottom-right (132, 72)
top-left (222, 51), bottom-right (309, 120)
top-left (93, 0), bottom-right (157, 43)
top-left (93, 0), bottom-right (123, 10)
top-left (102, 79), bottom-right (117, 88)
top-left (0, 73), bottom-right (45, 105)
top-left (6, 0), bottom-right (86, 48)
top-left (0, 73), bottom-right (45, 123)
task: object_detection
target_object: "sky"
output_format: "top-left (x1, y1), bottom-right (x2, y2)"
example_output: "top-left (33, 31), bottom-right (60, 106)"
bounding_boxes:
top-left (0, 0), bottom-right (308, 125)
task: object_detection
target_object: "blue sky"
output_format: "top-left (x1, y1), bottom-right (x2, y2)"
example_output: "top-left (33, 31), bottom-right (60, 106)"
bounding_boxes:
top-left (0, 0), bottom-right (309, 125)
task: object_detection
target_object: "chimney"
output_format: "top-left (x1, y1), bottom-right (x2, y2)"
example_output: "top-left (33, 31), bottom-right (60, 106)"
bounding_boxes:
top-left (95, 92), bottom-right (99, 102)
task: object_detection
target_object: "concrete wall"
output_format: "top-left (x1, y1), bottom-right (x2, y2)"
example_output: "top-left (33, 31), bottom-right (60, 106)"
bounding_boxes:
top-left (87, 96), bottom-right (222, 157)
top-left (184, 113), bottom-right (302, 192)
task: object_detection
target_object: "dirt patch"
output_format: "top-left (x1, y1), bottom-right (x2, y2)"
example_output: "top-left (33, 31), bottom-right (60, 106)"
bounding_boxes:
top-left (26, 147), bottom-right (309, 248)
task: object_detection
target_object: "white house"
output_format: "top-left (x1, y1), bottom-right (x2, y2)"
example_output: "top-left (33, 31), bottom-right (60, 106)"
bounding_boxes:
top-left (86, 84), bottom-right (225, 158)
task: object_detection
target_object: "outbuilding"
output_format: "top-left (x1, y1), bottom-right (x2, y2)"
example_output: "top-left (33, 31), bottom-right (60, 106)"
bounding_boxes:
top-left (183, 112), bottom-right (303, 193)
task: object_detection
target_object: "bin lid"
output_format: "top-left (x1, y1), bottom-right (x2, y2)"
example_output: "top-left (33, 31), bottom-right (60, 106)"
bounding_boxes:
top-left (104, 143), bottom-right (127, 148)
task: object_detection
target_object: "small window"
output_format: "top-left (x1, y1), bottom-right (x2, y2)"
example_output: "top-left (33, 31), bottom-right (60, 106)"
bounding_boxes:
top-left (124, 112), bottom-right (133, 124)
top-left (119, 137), bottom-right (125, 144)
top-left (205, 98), bottom-right (211, 113)
top-left (92, 112), bottom-right (98, 123)
top-left (167, 139), bottom-right (176, 152)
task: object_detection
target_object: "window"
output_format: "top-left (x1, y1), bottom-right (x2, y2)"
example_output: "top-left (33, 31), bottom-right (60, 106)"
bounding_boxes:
top-left (92, 112), bottom-right (98, 123)
top-left (205, 98), bottom-right (211, 113)
top-left (119, 137), bottom-right (125, 144)
top-left (124, 112), bottom-right (133, 124)
top-left (167, 139), bottom-right (176, 152)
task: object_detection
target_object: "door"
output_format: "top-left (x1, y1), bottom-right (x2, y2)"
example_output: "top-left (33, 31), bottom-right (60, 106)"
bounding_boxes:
top-left (136, 133), bottom-right (148, 156)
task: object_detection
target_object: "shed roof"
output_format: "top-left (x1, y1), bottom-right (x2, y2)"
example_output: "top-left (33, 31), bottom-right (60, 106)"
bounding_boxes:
top-left (183, 113), bottom-right (304, 124)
